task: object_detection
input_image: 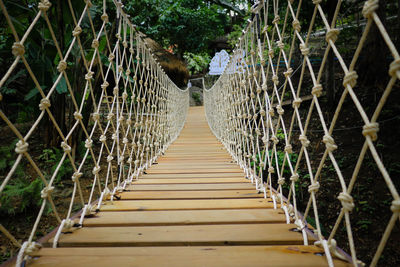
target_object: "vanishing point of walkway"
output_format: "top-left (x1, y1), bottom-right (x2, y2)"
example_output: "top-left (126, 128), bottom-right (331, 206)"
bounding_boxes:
top-left (25, 107), bottom-right (349, 266)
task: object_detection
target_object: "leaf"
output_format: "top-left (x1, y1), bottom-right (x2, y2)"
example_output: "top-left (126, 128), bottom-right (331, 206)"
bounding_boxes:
top-left (25, 88), bottom-right (39, 100)
top-left (55, 75), bottom-right (68, 94)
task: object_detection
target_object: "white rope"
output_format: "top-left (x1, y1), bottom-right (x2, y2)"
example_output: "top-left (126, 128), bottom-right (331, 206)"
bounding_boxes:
top-left (203, 0), bottom-right (400, 266)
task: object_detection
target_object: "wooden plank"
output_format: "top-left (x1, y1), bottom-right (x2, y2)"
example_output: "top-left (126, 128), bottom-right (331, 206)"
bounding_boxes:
top-left (146, 169), bottom-right (243, 174)
top-left (81, 209), bottom-right (286, 226)
top-left (100, 198), bottom-right (275, 211)
top-left (126, 183), bottom-right (255, 191)
top-left (131, 178), bottom-right (249, 184)
top-left (48, 224), bottom-right (313, 247)
top-left (117, 190), bottom-right (263, 200)
top-left (29, 246), bottom-right (351, 267)
top-left (139, 173), bottom-right (245, 179)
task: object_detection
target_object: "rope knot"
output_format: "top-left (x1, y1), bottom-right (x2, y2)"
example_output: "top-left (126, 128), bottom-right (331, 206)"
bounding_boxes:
top-left (12, 42), bottom-right (25, 57)
top-left (73, 111), bottom-right (83, 120)
top-left (295, 219), bottom-right (305, 230)
top-left (107, 112), bottom-right (114, 120)
top-left (92, 165), bottom-right (101, 175)
top-left (362, 0), bottom-right (379, 18)
top-left (272, 15), bottom-right (280, 24)
top-left (38, 0), bottom-right (52, 12)
top-left (326, 28), bottom-right (340, 43)
top-left (91, 39), bottom-right (99, 49)
top-left (270, 135), bottom-right (279, 144)
top-left (284, 68), bottom-right (293, 78)
top-left (292, 97), bottom-right (302, 108)
top-left (39, 98), bottom-right (51, 110)
top-left (299, 134), bottom-right (310, 147)
top-left (276, 41), bottom-right (285, 50)
top-left (85, 71), bottom-right (94, 80)
top-left (276, 105), bottom-right (284, 115)
top-left (390, 199), bottom-right (400, 213)
top-left (323, 134), bottom-right (337, 152)
top-left (389, 59), bottom-right (400, 78)
top-left (134, 160), bottom-right (140, 165)
top-left (108, 53), bottom-right (115, 62)
top-left (57, 60), bottom-right (67, 72)
top-left (268, 49), bottom-right (274, 58)
top-left (101, 13), bottom-right (109, 22)
top-left (15, 140), bottom-right (29, 154)
top-left (312, 84), bottom-right (323, 97)
top-left (41, 186), bottom-right (54, 198)
top-left (99, 135), bottom-right (106, 143)
top-left (123, 137), bottom-right (129, 144)
top-left (284, 144), bottom-right (293, 154)
top-left (308, 182), bottom-right (320, 193)
top-left (72, 26), bottom-right (82, 37)
top-left (268, 167), bottom-right (275, 173)
top-left (101, 81), bottom-right (109, 89)
top-left (262, 135), bottom-right (268, 144)
top-left (362, 122), bottom-right (379, 141)
top-left (290, 173), bottom-right (299, 182)
top-left (343, 71), bottom-right (358, 88)
top-left (72, 172), bottom-right (82, 182)
top-left (84, 0), bottom-right (93, 7)
top-left (272, 75), bottom-right (279, 85)
top-left (25, 242), bottom-right (42, 254)
top-left (63, 219), bottom-right (75, 230)
top-left (292, 19), bottom-right (301, 32)
top-left (85, 138), bottom-right (93, 148)
top-left (111, 133), bottom-right (117, 140)
top-left (278, 177), bottom-right (285, 185)
top-left (269, 108), bottom-right (275, 117)
top-left (337, 192), bottom-right (354, 212)
top-left (92, 112), bottom-right (100, 122)
top-left (107, 155), bottom-right (114, 162)
top-left (299, 43), bottom-right (310, 56)
top-left (61, 141), bottom-right (71, 153)
top-left (260, 109), bottom-right (266, 116)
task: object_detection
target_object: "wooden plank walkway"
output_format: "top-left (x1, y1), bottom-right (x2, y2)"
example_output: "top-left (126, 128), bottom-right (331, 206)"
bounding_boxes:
top-left (26, 106), bottom-right (350, 266)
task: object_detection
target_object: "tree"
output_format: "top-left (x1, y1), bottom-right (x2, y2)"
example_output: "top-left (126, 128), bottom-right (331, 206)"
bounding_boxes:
top-left (123, 0), bottom-right (230, 58)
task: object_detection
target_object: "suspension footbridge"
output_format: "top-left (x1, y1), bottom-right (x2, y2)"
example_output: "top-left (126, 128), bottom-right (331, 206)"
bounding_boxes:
top-left (0, 0), bottom-right (399, 266)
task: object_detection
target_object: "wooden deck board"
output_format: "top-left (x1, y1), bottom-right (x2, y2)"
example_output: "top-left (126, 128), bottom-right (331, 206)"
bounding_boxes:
top-left (29, 246), bottom-right (350, 267)
top-left (48, 224), bottom-right (312, 247)
top-left (81, 209), bottom-right (286, 226)
top-left (100, 198), bottom-right (276, 211)
top-left (116, 190), bottom-right (263, 200)
top-left (27, 106), bottom-right (350, 266)
top-left (126, 183), bottom-right (255, 191)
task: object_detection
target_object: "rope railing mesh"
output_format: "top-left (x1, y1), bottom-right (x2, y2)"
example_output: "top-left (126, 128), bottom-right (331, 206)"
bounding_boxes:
top-left (204, 0), bottom-right (399, 266)
top-left (0, 0), bottom-right (189, 264)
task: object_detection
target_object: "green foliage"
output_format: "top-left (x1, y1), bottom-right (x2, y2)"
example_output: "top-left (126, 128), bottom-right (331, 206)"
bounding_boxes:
top-left (192, 92), bottom-right (202, 106)
top-left (39, 148), bottom-right (73, 182)
top-left (0, 178), bottom-right (43, 215)
top-left (0, 140), bottom-right (43, 215)
top-left (183, 52), bottom-right (211, 75)
top-left (227, 24), bottom-right (244, 48)
top-left (124, 0), bottom-right (228, 55)
top-left (0, 139), bottom-right (19, 172)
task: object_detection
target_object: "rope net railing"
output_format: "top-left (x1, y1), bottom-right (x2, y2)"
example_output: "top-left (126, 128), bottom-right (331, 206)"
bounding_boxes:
top-left (204, 0), bottom-right (399, 266)
top-left (0, 0), bottom-right (188, 265)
